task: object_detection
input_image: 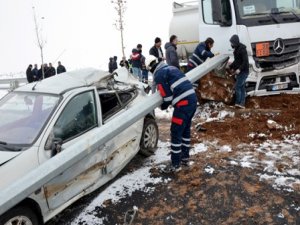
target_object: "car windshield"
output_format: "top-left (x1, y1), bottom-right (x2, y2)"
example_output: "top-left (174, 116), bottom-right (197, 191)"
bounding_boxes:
top-left (234, 0), bottom-right (300, 24)
top-left (0, 92), bottom-right (59, 146)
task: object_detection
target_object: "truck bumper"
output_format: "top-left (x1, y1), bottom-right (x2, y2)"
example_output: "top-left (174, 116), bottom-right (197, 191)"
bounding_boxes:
top-left (247, 63), bottom-right (300, 97)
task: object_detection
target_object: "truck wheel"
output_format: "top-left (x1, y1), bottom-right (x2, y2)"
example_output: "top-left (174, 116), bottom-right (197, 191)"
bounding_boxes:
top-left (139, 118), bottom-right (159, 157)
top-left (0, 206), bottom-right (40, 225)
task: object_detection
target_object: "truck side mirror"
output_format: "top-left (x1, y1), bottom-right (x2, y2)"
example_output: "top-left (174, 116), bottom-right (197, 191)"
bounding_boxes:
top-left (212, 0), bottom-right (232, 26)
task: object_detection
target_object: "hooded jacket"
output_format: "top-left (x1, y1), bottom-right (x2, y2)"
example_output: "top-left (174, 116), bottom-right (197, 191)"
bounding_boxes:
top-left (165, 42), bottom-right (180, 69)
top-left (229, 35), bottom-right (249, 73)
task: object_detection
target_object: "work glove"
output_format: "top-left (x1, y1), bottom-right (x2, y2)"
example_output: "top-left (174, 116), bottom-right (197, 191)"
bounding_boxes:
top-left (160, 102), bottom-right (169, 110)
top-left (235, 69), bottom-right (241, 75)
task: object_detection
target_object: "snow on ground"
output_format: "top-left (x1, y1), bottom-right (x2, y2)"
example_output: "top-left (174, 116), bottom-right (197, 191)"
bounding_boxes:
top-left (204, 165), bottom-right (215, 174)
top-left (195, 102), bottom-right (235, 124)
top-left (231, 136), bottom-right (300, 192)
top-left (71, 141), bottom-right (210, 224)
top-left (155, 102), bottom-right (235, 123)
top-left (154, 107), bottom-right (173, 120)
top-left (0, 72), bottom-right (25, 79)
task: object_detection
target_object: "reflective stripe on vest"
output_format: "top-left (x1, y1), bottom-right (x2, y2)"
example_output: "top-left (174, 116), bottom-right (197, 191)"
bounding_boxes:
top-left (171, 77), bottom-right (188, 91)
top-left (172, 89), bottom-right (195, 105)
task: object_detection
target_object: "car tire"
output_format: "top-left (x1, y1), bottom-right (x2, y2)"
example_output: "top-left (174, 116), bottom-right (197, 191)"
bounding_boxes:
top-left (0, 206), bottom-right (40, 225)
top-left (139, 118), bottom-right (159, 157)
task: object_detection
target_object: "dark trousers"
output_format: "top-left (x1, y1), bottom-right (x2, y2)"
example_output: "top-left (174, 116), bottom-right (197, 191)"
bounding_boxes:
top-left (170, 97), bottom-right (197, 167)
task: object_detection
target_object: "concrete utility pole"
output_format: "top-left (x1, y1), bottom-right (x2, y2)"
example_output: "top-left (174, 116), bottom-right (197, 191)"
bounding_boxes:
top-left (32, 7), bottom-right (46, 79)
top-left (111, 0), bottom-right (127, 59)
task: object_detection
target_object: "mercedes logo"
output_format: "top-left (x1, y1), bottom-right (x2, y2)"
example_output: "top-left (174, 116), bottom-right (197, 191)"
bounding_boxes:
top-left (273, 38), bottom-right (285, 55)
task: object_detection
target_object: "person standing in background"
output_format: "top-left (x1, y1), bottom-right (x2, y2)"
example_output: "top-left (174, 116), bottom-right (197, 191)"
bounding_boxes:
top-left (108, 57), bottom-right (114, 73)
top-left (49, 63), bottom-right (56, 77)
top-left (57, 61), bottom-right (66, 74)
top-left (130, 45), bottom-right (142, 80)
top-left (112, 56), bottom-right (118, 71)
top-left (165, 35), bottom-right (180, 69)
top-left (31, 64), bottom-right (38, 81)
top-left (26, 64), bottom-right (33, 83)
top-left (149, 37), bottom-right (164, 62)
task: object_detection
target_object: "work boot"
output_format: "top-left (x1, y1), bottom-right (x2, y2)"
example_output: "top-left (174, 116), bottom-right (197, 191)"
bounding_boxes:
top-left (161, 164), bottom-right (181, 174)
top-left (181, 159), bottom-right (194, 169)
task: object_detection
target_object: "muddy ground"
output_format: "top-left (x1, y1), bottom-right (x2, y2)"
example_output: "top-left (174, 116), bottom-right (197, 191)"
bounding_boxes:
top-left (48, 94), bottom-right (300, 225)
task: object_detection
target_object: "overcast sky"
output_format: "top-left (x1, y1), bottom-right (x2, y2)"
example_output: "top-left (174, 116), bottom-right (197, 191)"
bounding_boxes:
top-left (0, 0), bottom-right (176, 74)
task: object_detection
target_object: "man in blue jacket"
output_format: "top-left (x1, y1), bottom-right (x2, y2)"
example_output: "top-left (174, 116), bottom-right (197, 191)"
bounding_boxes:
top-left (187, 37), bottom-right (215, 72)
top-left (146, 55), bottom-right (197, 173)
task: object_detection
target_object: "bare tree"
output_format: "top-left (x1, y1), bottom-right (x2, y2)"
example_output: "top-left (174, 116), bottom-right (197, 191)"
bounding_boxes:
top-left (111, 0), bottom-right (127, 59)
top-left (32, 7), bottom-right (46, 79)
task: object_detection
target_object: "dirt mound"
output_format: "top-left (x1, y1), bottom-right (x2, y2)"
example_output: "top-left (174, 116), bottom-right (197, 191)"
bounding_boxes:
top-left (246, 94), bottom-right (300, 110)
top-left (193, 94), bottom-right (300, 146)
top-left (196, 72), bottom-right (235, 104)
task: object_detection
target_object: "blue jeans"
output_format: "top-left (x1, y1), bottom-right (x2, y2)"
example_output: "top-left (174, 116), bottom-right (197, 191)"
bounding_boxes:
top-left (235, 71), bottom-right (248, 106)
top-left (142, 69), bottom-right (148, 83)
top-left (132, 67), bottom-right (141, 80)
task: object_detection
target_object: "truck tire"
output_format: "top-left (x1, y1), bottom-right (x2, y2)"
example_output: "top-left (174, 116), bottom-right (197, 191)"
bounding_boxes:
top-left (139, 118), bottom-right (159, 157)
top-left (0, 206), bottom-right (40, 225)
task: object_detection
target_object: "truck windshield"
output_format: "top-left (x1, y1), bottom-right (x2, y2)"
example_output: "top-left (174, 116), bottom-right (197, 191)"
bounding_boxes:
top-left (234, 0), bottom-right (300, 26)
top-left (0, 92), bottom-right (59, 147)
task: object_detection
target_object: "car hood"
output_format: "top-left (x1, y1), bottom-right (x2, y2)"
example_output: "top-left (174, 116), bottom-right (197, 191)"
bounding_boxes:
top-left (0, 151), bottom-right (22, 166)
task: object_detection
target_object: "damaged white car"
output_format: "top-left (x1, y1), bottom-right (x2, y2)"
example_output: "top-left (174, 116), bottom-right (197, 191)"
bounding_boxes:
top-left (0, 68), bottom-right (158, 225)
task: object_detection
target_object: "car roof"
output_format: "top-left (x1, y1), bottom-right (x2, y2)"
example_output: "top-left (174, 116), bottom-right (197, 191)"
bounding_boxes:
top-left (16, 68), bottom-right (110, 95)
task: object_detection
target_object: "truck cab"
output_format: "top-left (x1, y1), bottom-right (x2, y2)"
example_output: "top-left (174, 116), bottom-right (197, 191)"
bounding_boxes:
top-left (170, 0), bottom-right (300, 96)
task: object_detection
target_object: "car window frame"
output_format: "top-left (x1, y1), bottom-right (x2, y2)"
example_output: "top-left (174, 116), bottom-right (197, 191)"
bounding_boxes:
top-left (0, 91), bottom-right (61, 147)
top-left (52, 90), bottom-right (98, 144)
top-left (99, 88), bottom-right (137, 123)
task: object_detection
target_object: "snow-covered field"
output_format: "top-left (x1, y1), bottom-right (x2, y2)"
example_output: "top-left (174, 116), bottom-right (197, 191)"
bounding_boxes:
top-left (0, 72), bottom-right (25, 79)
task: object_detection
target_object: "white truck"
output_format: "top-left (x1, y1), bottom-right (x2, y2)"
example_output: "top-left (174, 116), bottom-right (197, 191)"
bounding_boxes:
top-left (170, 0), bottom-right (300, 96)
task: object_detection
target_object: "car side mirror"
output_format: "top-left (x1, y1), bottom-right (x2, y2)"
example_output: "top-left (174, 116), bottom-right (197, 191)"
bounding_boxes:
top-left (51, 138), bottom-right (63, 157)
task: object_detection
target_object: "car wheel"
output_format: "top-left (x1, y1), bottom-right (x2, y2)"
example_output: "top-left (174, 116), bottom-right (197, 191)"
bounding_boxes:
top-left (0, 206), bottom-right (40, 225)
top-left (139, 118), bottom-right (159, 157)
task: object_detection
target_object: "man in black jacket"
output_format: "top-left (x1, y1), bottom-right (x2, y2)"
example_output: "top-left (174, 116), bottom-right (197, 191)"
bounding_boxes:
top-left (229, 35), bottom-right (249, 109)
top-left (149, 37), bottom-right (164, 62)
top-left (48, 63), bottom-right (56, 77)
top-left (26, 64), bottom-right (33, 83)
top-left (57, 61), bottom-right (66, 74)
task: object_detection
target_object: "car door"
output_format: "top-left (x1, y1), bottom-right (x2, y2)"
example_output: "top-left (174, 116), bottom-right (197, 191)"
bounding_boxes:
top-left (40, 88), bottom-right (105, 210)
top-left (98, 90), bottom-right (143, 177)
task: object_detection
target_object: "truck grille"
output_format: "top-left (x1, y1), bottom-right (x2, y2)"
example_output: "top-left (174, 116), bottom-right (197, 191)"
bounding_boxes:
top-left (251, 38), bottom-right (300, 71)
